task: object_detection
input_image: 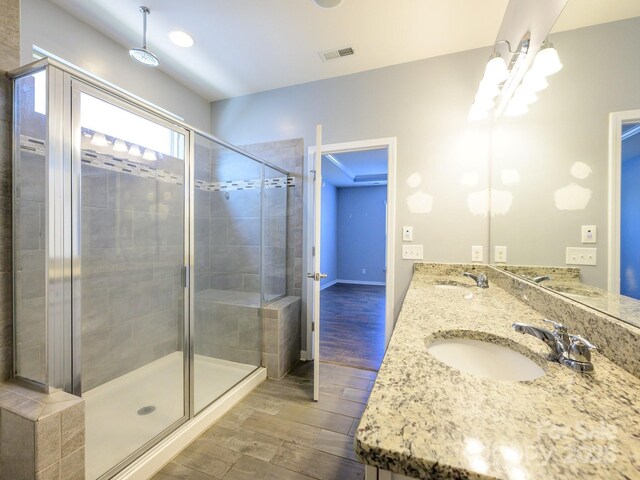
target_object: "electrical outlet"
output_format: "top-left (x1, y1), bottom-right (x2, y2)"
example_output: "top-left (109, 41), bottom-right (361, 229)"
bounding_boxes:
top-left (566, 247), bottom-right (597, 266)
top-left (471, 246), bottom-right (483, 262)
top-left (362, 268), bottom-right (366, 274)
top-left (402, 226), bottom-right (413, 242)
top-left (494, 246), bottom-right (507, 263)
top-left (402, 244), bottom-right (423, 260)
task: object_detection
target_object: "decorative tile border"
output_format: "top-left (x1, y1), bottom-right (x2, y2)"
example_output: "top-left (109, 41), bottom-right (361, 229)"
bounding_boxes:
top-left (20, 134), bottom-right (295, 192)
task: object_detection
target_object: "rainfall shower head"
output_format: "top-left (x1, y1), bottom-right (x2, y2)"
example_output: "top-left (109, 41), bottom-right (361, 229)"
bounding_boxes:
top-left (129, 6), bottom-right (159, 67)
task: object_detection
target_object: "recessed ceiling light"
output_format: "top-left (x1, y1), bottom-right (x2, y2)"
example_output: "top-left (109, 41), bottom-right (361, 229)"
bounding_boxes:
top-left (169, 30), bottom-right (194, 48)
top-left (312, 0), bottom-right (343, 8)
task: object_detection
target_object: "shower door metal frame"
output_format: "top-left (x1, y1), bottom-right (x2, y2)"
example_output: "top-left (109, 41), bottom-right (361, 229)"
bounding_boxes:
top-left (11, 64), bottom-right (73, 391)
top-left (69, 77), bottom-right (192, 480)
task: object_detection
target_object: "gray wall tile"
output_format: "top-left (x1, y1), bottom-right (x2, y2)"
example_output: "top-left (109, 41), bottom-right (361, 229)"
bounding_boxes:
top-left (60, 447), bottom-right (84, 480)
top-left (35, 413), bottom-right (60, 471)
top-left (1, 410), bottom-right (36, 479)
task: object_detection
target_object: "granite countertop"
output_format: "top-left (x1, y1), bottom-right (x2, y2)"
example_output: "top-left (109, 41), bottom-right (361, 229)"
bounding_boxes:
top-left (354, 263), bottom-right (640, 479)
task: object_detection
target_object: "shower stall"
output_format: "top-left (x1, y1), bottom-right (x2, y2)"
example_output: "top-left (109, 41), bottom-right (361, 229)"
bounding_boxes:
top-left (11, 59), bottom-right (288, 479)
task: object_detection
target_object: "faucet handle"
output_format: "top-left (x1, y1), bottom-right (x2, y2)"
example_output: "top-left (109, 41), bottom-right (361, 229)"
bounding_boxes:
top-left (543, 318), bottom-right (567, 333)
top-left (568, 334), bottom-right (597, 363)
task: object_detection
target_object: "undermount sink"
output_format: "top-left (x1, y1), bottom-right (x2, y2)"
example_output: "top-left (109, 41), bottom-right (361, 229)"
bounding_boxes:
top-left (425, 337), bottom-right (546, 382)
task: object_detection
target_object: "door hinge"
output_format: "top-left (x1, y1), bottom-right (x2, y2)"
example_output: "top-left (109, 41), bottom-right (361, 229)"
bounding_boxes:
top-left (312, 321), bottom-right (315, 332)
top-left (312, 246), bottom-right (316, 256)
top-left (311, 169), bottom-right (316, 181)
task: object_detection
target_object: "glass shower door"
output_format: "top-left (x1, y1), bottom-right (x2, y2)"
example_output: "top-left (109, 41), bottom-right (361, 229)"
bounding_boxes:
top-left (72, 84), bottom-right (189, 479)
top-left (192, 133), bottom-right (262, 414)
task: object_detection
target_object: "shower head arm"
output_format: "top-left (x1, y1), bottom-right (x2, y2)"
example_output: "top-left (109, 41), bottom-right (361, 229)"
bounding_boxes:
top-left (140, 6), bottom-right (150, 50)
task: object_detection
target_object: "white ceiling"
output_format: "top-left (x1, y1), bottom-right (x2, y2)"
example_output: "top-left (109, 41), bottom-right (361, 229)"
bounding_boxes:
top-left (322, 148), bottom-right (387, 187)
top-left (49, 0), bottom-right (640, 102)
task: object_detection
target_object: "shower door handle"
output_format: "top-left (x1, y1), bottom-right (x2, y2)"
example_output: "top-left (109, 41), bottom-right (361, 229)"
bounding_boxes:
top-left (182, 265), bottom-right (190, 288)
top-left (307, 272), bottom-right (327, 281)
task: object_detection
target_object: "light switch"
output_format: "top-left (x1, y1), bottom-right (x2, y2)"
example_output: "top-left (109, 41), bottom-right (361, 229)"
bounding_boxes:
top-left (471, 246), bottom-right (483, 262)
top-left (402, 226), bottom-right (413, 242)
top-left (566, 247), bottom-right (597, 266)
top-left (581, 225), bottom-right (597, 244)
top-left (494, 246), bottom-right (507, 263)
top-left (402, 244), bottom-right (423, 260)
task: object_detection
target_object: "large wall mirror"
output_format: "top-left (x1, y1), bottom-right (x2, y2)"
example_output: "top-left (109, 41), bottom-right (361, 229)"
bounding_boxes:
top-left (488, 2), bottom-right (640, 327)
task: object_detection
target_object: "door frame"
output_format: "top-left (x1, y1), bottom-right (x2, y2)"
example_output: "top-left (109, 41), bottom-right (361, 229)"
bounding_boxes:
top-left (608, 109), bottom-right (640, 293)
top-left (304, 137), bottom-right (397, 360)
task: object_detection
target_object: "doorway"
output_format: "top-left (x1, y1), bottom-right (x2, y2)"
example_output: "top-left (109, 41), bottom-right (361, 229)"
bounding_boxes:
top-left (320, 149), bottom-right (388, 370)
top-left (608, 110), bottom-right (640, 298)
top-left (306, 137), bottom-right (397, 383)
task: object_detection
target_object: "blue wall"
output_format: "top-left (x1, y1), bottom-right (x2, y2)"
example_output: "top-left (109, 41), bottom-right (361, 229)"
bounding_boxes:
top-left (621, 155), bottom-right (640, 300)
top-left (320, 183), bottom-right (338, 288)
top-left (337, 186), bottom-right (387, 283)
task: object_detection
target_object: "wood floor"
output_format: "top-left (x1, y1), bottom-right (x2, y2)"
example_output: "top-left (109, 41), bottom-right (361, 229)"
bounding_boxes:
top-left (320, 283), bottom-right (386, 371)
top-left (152, 361), bottom-right (376, 480)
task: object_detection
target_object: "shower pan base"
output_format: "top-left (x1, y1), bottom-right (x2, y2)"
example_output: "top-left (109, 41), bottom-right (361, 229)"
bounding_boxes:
top-left (85, 352), bottom-right (260, 480)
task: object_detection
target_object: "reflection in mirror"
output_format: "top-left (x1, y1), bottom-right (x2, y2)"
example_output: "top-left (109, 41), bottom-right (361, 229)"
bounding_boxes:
top-left (621, 121), bottom-right (640, 300)
top-left (489, 3), bottom-right (640, 328)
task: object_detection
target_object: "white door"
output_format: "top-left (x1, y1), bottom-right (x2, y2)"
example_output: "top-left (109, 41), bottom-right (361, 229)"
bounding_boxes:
top-left (310, 124), bottom-right (326, 401)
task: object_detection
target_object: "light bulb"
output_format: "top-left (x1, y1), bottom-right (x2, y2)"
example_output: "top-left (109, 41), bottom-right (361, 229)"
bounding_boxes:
top-left (473, 94), bottom-right (495, 111)
top-left (478, 79), bottom-right (501, 98)
top-left (113, 139), bottom-right (128, 152)
top-left (521, 71), bottom-right (549, 92)
top-left (512, 86), bottom-right (537, 105)
top-left (142, 148), bottom-right (157, 161)
top-left (531, 45), bottom-right (562, 77)
top-left (504, 100), bottom-right (529, 117)
top-left (128, 144), bottom-right (142, 157)
top-left (484, 55), bottom-right (508, 84)
top-left (90, 132), bottom-right (109, 147)
top-left (468, 104), bottom-right (489, 122)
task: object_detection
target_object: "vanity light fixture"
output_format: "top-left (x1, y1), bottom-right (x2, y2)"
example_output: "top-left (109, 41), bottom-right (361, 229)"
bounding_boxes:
top-left (128, 144), bottom-right (142, 157)
top-left (468, 35), bottom-right (562, 121)
top-left (169, 30), bottom-right (194, 48)
top-left (142, 148), bottom-right (157, 161)
top-left (90, 132), bottom-right (109, 147)
top-left (113, 139), bottom-right (128, 153)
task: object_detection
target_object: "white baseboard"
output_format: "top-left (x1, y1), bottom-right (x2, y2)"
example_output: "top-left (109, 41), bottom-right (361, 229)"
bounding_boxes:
top-left (336, 279), bottom-right (386, 286)
top-left (320, 279), bottom-right (338, 290)
top-left (114, 367), bottom-right (267, 480)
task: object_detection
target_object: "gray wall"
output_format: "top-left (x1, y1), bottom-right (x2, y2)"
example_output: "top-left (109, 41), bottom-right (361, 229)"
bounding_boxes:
top-left (21, 0), bottom-right (211, 132)
top-left (211, 46), bottom-right (494, 338)
top-left (490, 17), bottom-right (640, 288)
top-left (0, 0), bottom-right (20, 381)
top-left (337, 186), bottom-right (387, 283)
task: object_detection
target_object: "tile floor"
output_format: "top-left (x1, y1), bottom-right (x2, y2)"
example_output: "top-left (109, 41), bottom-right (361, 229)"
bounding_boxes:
top-left (320, 284), bottom-right (386, 371)
top-left (152, 361), bottom-right (375, 480)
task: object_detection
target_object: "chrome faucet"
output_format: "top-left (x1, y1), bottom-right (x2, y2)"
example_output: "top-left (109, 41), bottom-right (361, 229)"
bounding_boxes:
top-left (463, 272), bottom-right (489, 288)
top-left (532, 275), bottom-right (551, 284)
top-left (512, 319), bottom-right (596, 373)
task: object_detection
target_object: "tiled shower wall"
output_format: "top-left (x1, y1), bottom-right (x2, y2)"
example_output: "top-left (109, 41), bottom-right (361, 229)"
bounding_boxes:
top-left (80, 142), bottom-right (185, 391)
top-left (242, 139), bottom-right (304, 299)
top-left (194, 140), bottom-right (265, 365)
top-left (192, 138), bottom-right (302, 366)
top-left (0, 0), bottom-right (20, 381)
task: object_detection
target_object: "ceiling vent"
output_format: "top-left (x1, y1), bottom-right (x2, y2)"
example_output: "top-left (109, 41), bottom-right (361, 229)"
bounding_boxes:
top-left (319, 46), bottom-right (355, 62)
